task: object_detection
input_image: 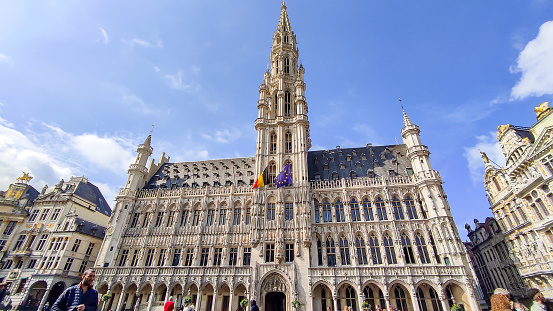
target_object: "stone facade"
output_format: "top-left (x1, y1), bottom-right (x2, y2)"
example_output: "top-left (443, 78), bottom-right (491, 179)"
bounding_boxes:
top-left (0, 176), bottom-right (111, 310)
top-left (465, 217), bottom-right (525, 308)
top-left (481, 101), bottom-right (553, 298)
top-left (94, 3), bottom-right (480, 311)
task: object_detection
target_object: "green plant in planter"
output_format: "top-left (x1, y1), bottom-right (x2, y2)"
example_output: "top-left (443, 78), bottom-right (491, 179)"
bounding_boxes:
top-left (101, 293), bottom-right (112, 302)
top-left (451, 304), bottom-right (462, 311)
top-left (240, 298), bottom-right (249, 309)
top-left (362, 301), bottom-right (371, 310)
top-left (291, 299), bottom-right (300, 309)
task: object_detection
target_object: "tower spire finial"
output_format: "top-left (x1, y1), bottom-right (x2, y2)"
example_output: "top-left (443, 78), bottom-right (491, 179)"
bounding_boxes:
top-left (400, 98), bottom-right (412, 127)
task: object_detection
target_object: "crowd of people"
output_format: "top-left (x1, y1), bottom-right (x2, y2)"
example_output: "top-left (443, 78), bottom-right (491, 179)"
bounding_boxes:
top-left (491, 287), bottom-right (553, 311)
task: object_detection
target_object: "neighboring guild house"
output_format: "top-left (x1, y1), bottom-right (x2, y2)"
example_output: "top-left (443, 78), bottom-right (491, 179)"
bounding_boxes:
top-left (481, 101), bottom-right (553, 298)
top-left (465, 218), bottom-right (525, 308)
top-left (0, 176), bottom-right (111, 310)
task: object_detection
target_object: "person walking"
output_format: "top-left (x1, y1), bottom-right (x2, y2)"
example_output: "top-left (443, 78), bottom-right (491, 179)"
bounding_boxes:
top-left (164, 296), bottom-right (175, 311)
top-left (250, 300), bottom-right (259, 311)
top-left (527, 288), bottom-right (553, 311)
top-left (50, 269), bottom-right (98, 311)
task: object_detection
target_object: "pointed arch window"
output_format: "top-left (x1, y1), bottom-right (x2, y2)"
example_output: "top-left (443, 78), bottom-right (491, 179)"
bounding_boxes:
top-left (355, 233), bottom-right (368, 265)
top-left (270, 132), bottom-right (277, 154)
top-left (350, 198), bottom-right (361, 221)
top-left (429, 233), bottom-right (441, 263)
top-left (345, 286), bottom-right (357, 311)
top-left (339, 235), bottom-right (351, 265)
top-left (416, 232), bottom-right (431, 264)
top-left (317, 237), bottom-right (323, 266)
top-left (405, 195), bottom-right (418, 219)
top-left (314, 200), bottom-right (320, 223)
top-left (284, 91), bottom-right (292, 116)
top-left (363, 198), bottom-right (374, 221)
top-left (383, 233), bottom-right (397, 264)
top-left (401, 232), bottom-right (416, 264)
top-left (284, 160), bottom-right (293, 185)
top-left (322, 200), bottom-right (332, 223)
top-left (429, 288), bottom-right (444, 311)
top-left (375, 196), bottom-right (387, 220)
top-left (268, 162), bottom-right (277, 185)
top-left (284, 57), bottom-right (290, 74)
top-left (369, 233), bottom-right (382, 264)
top-left (285, 131), bottom-right (292, 153)
top-left (326, 236), bottom-right (336, 266)
top-left (394, 286), bottom-right (408, 311)
top-left (335, 199), bottom-right (345, 222)
top-left (417, 288), bottom-right (428, 311)
top-left (392, 196), bottom-right (404, 220)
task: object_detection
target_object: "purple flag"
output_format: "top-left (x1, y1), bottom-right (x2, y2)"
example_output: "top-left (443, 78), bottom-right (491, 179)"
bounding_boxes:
top-left (274, 164), bottom-right (292, 188)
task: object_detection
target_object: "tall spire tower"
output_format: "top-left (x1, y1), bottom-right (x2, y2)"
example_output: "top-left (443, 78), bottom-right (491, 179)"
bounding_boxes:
top-left (252, 1), bottom-right (312, 269)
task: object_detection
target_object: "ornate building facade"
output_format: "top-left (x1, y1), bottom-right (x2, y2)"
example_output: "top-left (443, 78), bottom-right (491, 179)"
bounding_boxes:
top-left (95, 3), bottom-right (480, 311)
top-left (481, 102), bottom-right (553, 298)
top-left (464, 218), bottom-right (525, 308)
top-left (0, 176), bottom-right (111, 310)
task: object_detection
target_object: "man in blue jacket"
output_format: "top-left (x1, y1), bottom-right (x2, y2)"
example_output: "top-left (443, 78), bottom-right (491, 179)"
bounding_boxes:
top-left (51, 269), bottom-right (98, 311)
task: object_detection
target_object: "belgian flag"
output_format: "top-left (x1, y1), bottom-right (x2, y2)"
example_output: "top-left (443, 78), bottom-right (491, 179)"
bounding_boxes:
top-left (252, 166), bottom-right (269, 189)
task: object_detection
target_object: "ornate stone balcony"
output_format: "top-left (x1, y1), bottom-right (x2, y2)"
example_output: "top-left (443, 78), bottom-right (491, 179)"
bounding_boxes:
top-left (136, 185), bottom-right (253, 200)
top-left (309, 176), bottom-right (415, 190)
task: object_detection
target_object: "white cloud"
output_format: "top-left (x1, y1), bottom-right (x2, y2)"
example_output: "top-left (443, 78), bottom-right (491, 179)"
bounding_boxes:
top-left (123, 37), bottom-right (163, 49)
top-left (463, 132), bottom-right (506, 185)
top-left (100, 27), bottom-right (109, 44)
top-left (200, 128), bottom-right (241, 144)
top-left (121, 92), bottom-right (160, 115)
top-left (0, 52), bottom-right (14, 65)
top-left (511, 21), bottom-right (553, 100)
top-left (0, 118), bottom-right (137, 206)
top-left (164, 71), bottom-right (192, 91)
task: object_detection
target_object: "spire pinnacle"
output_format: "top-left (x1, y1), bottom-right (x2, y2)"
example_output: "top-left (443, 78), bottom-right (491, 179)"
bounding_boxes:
top-left (277, 0), bottom-right (291, 31)
top-left (402, 109), bottom-right (412, 127)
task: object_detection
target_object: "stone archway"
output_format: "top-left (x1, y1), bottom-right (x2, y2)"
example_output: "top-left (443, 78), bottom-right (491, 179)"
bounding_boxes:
top-left (25, 281), bottom-right (47, 308)
top-left (260, 273), bottom-right (289, 311)
top-left (46, 282), bottom-right (65, 307)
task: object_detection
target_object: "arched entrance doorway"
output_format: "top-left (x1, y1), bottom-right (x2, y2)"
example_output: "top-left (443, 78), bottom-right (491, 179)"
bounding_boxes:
top-left (25, 281), bottom-right (47, 308)
top-left (260, 273), bottom-right (289, 311)
top-left (46, 282), bottom-right (66, 307)
top-left (265, 292), bottom-right (286, 311)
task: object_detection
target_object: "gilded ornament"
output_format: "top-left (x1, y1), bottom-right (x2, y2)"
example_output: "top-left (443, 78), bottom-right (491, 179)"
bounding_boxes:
top-left (535, 101), bottom-right (550, 120)
top-left (497, 124), bottom-right (511, 139)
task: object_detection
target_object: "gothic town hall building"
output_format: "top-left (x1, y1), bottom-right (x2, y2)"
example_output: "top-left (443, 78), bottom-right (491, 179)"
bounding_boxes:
top-left (94, 3), bottom-right (479, 311)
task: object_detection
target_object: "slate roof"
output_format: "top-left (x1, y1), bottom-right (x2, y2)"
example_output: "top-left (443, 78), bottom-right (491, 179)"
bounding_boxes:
top-left (74, 217), bottom-right (107, 239)
top-left (73, 180), bottom-right (112, 216)
top-left (144, 144), bottom-right (414, 189)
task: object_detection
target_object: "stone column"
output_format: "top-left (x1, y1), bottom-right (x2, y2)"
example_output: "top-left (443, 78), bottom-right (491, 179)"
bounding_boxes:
top-left (384, 294), bottom-right (390, 310)
top-left (229, 290), bottom-right (235, 311)
top-left (334, 295), bottom-right (340, 311)
top-left (357, 287), bottom-right (365, 311)
top-left (409, 286), bottom-right (420, 311)
top-left (211, 290), bottom-right (218, 311)
top-left (116, 290), bottom-right (127, 311)
top-left (147, 288), bottom-right (155, 311)
top-left (438, 294), bottom-right (449, 311)
top-left (37, 282), bottom-right (52, 311)
top-left (195, 290), bottom-right (203, 311)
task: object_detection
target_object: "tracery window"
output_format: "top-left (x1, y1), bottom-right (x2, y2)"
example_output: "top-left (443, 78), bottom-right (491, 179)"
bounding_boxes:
top-left (375, 196), bottom-right (387, 220)
top-left (284, 57), bottom-right (290, 74)
top-left (269, 162), bottom-right (277, 185)
top-left (394, 286), bottom-right (408, 311)
top-left (339, 235), bottom-right (351, 265)
top-left (285, 131), bottom-right (292, 153)
top-left (392, 196), bottom-right (404, 220)
top-left (314, 200), bottom-right (320, 223)
top-left (284, 91), bottom-right (292, 116)
top-left (401, 232), bottom-right (416, 264)
top-left (363, 198), bottom-right (374, 221)
top-left (417, 288), bottom-right (428, 311)
top-left (270, 132), bottom-right (277, 154)
top-left (326, 236), bottom-right (336, 266)
top-left (350, 198), bottom-right (361, 221)
top-left (416, 232), bottom-right (431, 264)
top-left (206, 209), bottom-right (214, 226)
top-left (429, 287), bottom-right (443, 311)
top-left (322, 200), bottom-right (332, 222)
top-left (285, 203), bottom-right (293, 220)
top-left (345, 286), bottom-right (357, 311)
top-left (317, 237), bottom-right (323, 266)
top-left (383, 233), bottom-right (397, 264)
top-left (405, 195), bottom-right (418, 219)
top-left (233, 207), bottom-right (241, 225)
top-left (369, 233), bottom-right (382, 264)
top-left (356, 233), bottom-right (368, 265)
top-left (219, 207), bottom-right (227, 225)
top-left (267, 203), bottom-right (276, 221)
top-left (429, 233), bottom-right (440, 263)
top-left (335, 199), bottom-right (345, 222)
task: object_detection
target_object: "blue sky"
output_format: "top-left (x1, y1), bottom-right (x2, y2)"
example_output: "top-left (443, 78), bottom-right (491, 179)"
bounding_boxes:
top-left (1, 1), bottom-right (552, 237)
